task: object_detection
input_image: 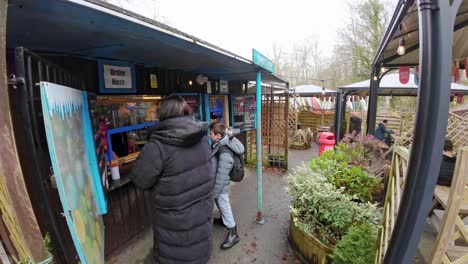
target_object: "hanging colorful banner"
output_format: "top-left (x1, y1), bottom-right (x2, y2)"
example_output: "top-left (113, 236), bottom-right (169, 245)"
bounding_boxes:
top-left (40, 82), bottom-right (105, 264)
top-left (399, 66), bottom-right (410, 84)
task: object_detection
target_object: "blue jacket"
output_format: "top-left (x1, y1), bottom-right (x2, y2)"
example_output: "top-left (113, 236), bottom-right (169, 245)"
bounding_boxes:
top-left (211, 135), bottom-right (245, 197)
top-left (374, 122), bottom-right (393, 140)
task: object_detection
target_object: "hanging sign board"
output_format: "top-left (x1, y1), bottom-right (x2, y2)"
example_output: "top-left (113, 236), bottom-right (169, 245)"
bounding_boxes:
top-left (252, 49), bottom-right (275, 73)
top-left (98, 60), bottom-right (136, 94)
top-left (220, 80), bottom-right (229, 94)
top-left (150, 74), bottom-right (158, 89)
top-left (232, 95), bottom-right (256, 131)
top-left (399, 66), bottom-right (410, 84)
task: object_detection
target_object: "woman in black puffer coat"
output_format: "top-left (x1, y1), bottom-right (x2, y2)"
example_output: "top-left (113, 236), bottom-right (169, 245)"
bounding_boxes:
top-left (130, 95), bottom-right (214, 264)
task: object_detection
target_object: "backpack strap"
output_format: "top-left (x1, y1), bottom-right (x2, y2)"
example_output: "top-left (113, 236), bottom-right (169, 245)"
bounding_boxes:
top-left (217, 145), bottom-right (233, 158)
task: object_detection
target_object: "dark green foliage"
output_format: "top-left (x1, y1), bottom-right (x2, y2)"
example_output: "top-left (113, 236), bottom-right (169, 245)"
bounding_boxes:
top-left (333, 223), bottom-right (377, 264)
top-left (310, 144), bottom-right (380, 202)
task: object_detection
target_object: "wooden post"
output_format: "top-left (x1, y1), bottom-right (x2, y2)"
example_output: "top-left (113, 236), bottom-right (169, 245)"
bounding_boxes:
top-left (346, 107), bottom-right (351, 134)
top-left (0, 1), bottom-right (52, 262)
top-left (284, 91), bottom-right (289, 170)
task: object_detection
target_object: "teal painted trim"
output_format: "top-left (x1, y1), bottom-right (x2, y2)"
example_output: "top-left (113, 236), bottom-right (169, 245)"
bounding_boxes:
top-left (40, 84), bottom-right (88, 264)
top-left (252, 49), bottom-right (275, 73)
top-left (229, 95), bottom-right (234, 127)
top-left (255, 72), bottom-right (263, 220)
top-left (82, 92), bottom-right (108, 215)
top-left (106, 122), bottom-right (156, 162)
top-left (204, 94), bottom-right (212, 144)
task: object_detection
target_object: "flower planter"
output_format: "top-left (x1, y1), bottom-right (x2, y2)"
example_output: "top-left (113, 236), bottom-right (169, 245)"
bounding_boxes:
top-left (288, 216), bottom-right (334, 264)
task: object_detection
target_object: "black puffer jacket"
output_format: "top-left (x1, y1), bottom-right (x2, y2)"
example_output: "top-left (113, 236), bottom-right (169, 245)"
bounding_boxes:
top-left (130, 116), bottom-right (214, 264)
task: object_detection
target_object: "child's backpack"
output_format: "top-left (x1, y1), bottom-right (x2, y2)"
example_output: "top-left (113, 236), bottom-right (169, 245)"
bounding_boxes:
top-left (218, 146), bottom-right (245, 182)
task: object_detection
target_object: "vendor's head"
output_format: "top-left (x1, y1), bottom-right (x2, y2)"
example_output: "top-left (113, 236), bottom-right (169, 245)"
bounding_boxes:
top-left (383, 120), bottom-right (388, 124)
top-left (444, 139), bottom-right (454, 152)
top-left (209, 122), bottom-right (226, 143)
top-left (159, 94), bottom-right (192, 121)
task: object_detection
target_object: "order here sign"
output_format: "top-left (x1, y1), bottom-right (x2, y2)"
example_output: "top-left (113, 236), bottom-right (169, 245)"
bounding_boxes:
top-left (98, 60), bottom-right (136, 93)
top-left (103, 65), bottom-right (132, 88)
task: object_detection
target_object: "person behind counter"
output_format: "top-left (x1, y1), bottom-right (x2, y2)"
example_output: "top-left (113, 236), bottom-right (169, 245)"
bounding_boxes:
top-left (130, 94), bottom-right (214, 263)
top-left (437, 139), bottom-right (457, 186)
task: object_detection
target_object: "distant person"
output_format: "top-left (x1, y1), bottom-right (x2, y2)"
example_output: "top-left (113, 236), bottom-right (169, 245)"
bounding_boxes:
top-left (209, 122), bottom-right (244, 249)
top-left (374, 120), bottom-right (394, 145)
top-left (130, 95), bottom-right (214, 263)
top-left (437, 139), bottom-right (457, 186)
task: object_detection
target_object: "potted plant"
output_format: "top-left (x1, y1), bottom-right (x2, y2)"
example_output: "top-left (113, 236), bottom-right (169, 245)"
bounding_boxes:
top-left (287, 144), bottom-right (381, 264)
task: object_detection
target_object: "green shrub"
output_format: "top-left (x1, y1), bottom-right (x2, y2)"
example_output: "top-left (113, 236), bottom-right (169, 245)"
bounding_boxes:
top-left (310, 144), bottom-right (380, 202)
top-left (287, 165), bottom-right (379, 246)
top-left (333, 223), bottom-right (377, 264)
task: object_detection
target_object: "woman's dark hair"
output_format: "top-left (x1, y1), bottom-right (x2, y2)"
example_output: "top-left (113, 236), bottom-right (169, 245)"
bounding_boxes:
top-left (444, 139), bottom-right (454, 151)
top-left (159, 94), bottom-right (192, 121)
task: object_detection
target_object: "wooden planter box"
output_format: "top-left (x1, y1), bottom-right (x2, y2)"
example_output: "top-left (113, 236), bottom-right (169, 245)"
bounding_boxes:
top-left (289, 216), bottom-right (334, 264)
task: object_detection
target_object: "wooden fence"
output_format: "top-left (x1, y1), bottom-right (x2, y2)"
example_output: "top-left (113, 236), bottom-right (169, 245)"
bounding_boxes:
top-left (375, 146), bottom-right (410, 263)
top-left (246, 95), bottom-right (289, 169)
top-left (395, 112), bottom-right (468, 151)
top-left (428, 147), bottom-right (468, 263)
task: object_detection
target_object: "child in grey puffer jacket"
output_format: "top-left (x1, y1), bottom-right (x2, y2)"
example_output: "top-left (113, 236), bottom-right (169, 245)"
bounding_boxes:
top-left (210, 122), bottom-right (244, 249)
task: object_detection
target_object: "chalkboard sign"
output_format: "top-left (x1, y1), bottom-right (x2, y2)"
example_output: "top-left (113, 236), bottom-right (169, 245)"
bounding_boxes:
top-left (232, 95), bottom-right (256, 131)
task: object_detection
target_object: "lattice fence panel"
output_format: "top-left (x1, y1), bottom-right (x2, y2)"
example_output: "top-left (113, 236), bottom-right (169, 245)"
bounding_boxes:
top-left (396, 112), bottom-right (468, 151)
top-left (246, 95), bottom-right (288, 169)
top-left (375, 146), bottom-right (410, 264)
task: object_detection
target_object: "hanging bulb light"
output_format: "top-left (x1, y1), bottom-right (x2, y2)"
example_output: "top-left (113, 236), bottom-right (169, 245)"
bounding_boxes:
top-left (397, 37), bottom-right (406, 56)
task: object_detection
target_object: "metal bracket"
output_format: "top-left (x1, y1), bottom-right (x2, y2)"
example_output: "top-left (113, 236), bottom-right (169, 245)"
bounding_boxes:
top-left (419, 1), bottom-right (439, 11)
top-left (7, 74), bottom-right (25, 89)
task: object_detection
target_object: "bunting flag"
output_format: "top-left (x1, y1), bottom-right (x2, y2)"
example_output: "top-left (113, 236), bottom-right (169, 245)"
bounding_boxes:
top-left (399, 66), bottom-right (410, 84)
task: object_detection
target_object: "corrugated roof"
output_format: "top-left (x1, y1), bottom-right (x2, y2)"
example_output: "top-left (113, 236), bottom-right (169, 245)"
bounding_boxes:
top-left (7, 0), bottom-right (287, 83)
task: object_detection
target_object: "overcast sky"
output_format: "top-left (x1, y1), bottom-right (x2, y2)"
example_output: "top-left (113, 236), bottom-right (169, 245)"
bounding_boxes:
top-left (109, 0), bottom-right (348, 59)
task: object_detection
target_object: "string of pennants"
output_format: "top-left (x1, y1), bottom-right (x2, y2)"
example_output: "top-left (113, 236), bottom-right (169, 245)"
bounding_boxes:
top-left (398, 58), bottom-right (467, 85)
top-left (290, 95), bottom-right (369, 113)
top-left (398, 60), bottom-right (466, 104)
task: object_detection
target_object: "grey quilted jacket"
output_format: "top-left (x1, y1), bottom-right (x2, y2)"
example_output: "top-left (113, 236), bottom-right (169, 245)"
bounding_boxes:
top-left (211, 135), bottom-right (245, 197)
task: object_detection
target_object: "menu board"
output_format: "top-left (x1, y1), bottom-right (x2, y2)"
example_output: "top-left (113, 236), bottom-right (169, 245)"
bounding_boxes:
top-left (232, 95), bottom-right (256, 131)
top-left (179, 94), bottom-right (201, 120)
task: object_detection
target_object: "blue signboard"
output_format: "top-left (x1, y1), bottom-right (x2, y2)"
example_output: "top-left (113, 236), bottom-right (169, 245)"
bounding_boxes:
top-left (252, 49), bottom-right (275, 73)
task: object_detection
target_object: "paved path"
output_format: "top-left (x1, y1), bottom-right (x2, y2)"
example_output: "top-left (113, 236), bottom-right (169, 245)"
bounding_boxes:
top-left (111, 147), bottom-right (317, 264)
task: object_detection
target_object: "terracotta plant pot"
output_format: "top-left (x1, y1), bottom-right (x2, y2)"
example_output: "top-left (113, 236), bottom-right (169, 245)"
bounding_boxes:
top-left (288, 215), bottom-right (334, 264)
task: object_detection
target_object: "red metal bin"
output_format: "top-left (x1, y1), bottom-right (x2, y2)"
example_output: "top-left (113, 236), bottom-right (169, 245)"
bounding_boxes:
top-left (318, 132), bottom-right (335, 156)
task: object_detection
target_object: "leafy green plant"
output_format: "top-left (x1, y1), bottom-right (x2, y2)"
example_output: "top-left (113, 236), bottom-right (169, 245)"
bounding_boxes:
top-left (287, 165), bottom-right (379, 246)
top-left (310, 144), bottom-right (380, 202)
top-left (44, 232), bottom-right (52, 253)
top-left (333, 223), bottom-right (378, 264)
